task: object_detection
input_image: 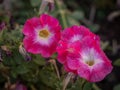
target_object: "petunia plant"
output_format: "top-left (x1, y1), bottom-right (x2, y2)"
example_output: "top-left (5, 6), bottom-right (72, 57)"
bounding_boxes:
top-left (0, 0), bottom-right (113, 90)
top-left (22, 0), bottom-right (113, 90)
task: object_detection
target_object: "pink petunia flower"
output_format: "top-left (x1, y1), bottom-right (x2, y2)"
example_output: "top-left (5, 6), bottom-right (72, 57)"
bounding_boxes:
top-left (57, 25), bottom-right (113, 82)
top-left (60, 25), bottom-right (100, 43)
top-left (57, 25), bottom-right (99, 64)
top-left (23, 14), bottom-right (61, 57)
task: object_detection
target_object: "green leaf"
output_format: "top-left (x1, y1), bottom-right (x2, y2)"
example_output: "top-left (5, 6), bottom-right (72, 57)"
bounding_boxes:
top-left (16, 64), bottom-right (29, 74)
top-left (114, 59), bottom-right (120, 66)
top-left (71, 11), bottom-right (85, 20)
top-left (87, 24), bottom-right (99, 33)
top-left (114, 84), bottom-right (120, 90)
top-left (30, 0), bottom-right (41, 7)
top-left (11, 63), bottom-right (30, 78)
top-left (3, 49), bottom-right (24, 66)
top-left (67, 16), bottom-right (80, 26)
top-left (69, 78), bottom-right (83, 90)
top-left (83, 82), bottom-right (92, 90)
top-left (93, 84), bottom-right (101, 90)
top-left (39, 65), bottom-right (58, 88)
top-left (33, 55), bottom-right (45, 66)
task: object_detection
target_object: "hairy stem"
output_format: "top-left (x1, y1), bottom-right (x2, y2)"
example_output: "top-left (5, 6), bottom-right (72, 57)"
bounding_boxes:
top-left (63, 72), bottom-right (74, 90)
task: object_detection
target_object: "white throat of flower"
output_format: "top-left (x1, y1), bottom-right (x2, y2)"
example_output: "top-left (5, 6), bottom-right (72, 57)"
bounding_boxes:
top-left (70, 35), bottom-right (82, 42)
top-left (35, 27), bottom-right (54, 46)
top-left (80, 48), bottom-right (102, 67)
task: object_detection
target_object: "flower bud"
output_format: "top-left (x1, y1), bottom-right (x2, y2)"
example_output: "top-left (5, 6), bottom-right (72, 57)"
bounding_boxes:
top-left (19, 44), bottom-right (31, 61)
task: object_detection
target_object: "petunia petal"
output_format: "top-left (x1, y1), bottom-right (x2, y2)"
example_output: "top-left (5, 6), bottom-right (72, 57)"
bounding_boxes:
top-left (23, 17), bottom-right (40, 36)
top-left (89, 62), bottom-right (113, 82)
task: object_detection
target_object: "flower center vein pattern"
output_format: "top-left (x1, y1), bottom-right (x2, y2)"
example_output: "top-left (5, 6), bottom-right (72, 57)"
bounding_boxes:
top-left (81, 48), bottom-right (102, 66)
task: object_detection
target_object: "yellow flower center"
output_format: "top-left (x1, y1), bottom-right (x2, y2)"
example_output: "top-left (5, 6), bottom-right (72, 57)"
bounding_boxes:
top-left (39, 29), bottom-right (50, 38)
top-left (85, 60), bottom-right (94, 66)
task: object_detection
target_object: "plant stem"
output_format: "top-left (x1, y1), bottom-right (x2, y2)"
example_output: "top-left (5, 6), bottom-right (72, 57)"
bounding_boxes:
top-left (39, 0), bottom-right (48, 15)
top-left (39, 0), bottom-right (54, 15)
top-left (63, 72), bottom-right (74, 90)
top-left (49, 59), bottom-right (60, 80)
top-left (53, 60), bottom-right (61, 80)
top-left (81, 79), bottom-right (86, 90)
top-left (55, 0), bottom-right (67, 28)
top-left (89, 4), bottom-right (96, 22)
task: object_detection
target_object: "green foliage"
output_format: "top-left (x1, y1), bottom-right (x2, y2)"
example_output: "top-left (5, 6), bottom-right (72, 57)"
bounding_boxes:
top-left (114, 59), bottom-right (120, 66)
top-left (68, 78), bottom-right (83, 90)
top-left (83, 82), bottom-right (92, 90)
top-left (39, 65), bottom-right (58, 88)
top-left (0, 28), bottom-right (23, 46)
top-left (33, 55), bottom-right (46, 66)
top-left (30, 0), bottom-right (41, 7)
top-left (71, 11), bottom-right (85, 20)
top-left (87, 24), bottom-right (99, 32)
top-left (113, 84), bottom-right (120, 90)
top-left (61, 78), bottom-right (93, 90)
top-left (67, 16), bottom-right (80, 26)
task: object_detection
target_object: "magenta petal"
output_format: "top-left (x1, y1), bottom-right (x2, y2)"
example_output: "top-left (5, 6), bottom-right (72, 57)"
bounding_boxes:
top-left (23, 37), bottom-right (53, 57)
top-left (64, 63), bottom-right (77, 74)
top-left (48, 16), bottom-right (59, 27)
top-left (67, 57), bottom-right (80, 70)
top-left (57, 41), bottom-right (68, 53)
top-left (57, 52), bottom-right (68, 64)
top-left (57, 41), bottom-right (68, 63)
top-left (40, 14), bottom-right (51, 25)
top-left (61, 25), bottom-right (97, 43)
top-left (23, 36), bottom-right (42, 54)
top-left (24, 35), bottom-right (60, 57)
top-left (23, 17), bottom-right (40, 36)
top-left (77, 62), bottom-right (91, 81)
top-left (77, 51), bottom-right (113, 82)
top-left (40, 14), bottom-right (59, 27)
top-left (40, 42), bottom-right (57, 57)
top-left (89, 63), bottom-right (113, 82)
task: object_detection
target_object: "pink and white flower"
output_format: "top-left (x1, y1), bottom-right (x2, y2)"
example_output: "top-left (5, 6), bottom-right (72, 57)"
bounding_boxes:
top-left (57, 25), bottom-right (113, 82)
top-left (67, 37), bottom-right (113, 82)
top-left (22, 14), bottom-right (61, 57)
top-left (60, 25), bottom-right (100, 43)
top-left (57, 25), bottom-right (99, 64)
